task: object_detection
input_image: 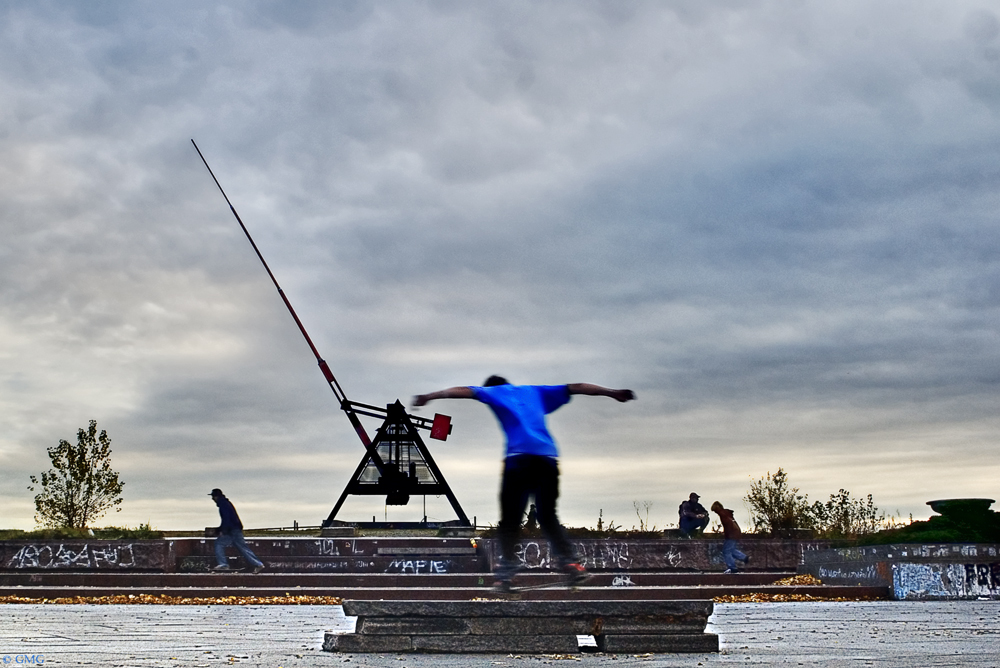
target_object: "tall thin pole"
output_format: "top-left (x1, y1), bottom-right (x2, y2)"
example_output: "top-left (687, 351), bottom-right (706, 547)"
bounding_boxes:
top-left (191, 139), bottom-right (376, 452)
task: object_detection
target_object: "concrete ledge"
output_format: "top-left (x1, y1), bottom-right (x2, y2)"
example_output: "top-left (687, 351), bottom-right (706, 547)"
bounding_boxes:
top-left (324, 632), bottom-right (580, 653)
top-left (599, 633), bottom-right (720, 653)
top-left (412, 634), bottom-right (581, 653)
top-left (342, 599), bottom-right (713, 618)
top-left (327, 599), bottom-right (718, 654)
top-left (324, 633), bottom-right (413, 652)
top-left (356, 615), bottom-right (710, 636)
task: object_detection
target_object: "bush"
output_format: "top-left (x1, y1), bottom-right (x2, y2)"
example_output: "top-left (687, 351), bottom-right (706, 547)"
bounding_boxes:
top-left (745, 468), bottom-right (813, 534)
top-left (809, 490), bottom-right (885, 538)
top-left (745, 469), bottom-right (890, 538)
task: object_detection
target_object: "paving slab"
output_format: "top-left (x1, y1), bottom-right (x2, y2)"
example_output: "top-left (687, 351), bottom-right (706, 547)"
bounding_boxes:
top-left (342, 599), bottom-right (714, 617)
top-left (0, 601), bottom-right (998, 666)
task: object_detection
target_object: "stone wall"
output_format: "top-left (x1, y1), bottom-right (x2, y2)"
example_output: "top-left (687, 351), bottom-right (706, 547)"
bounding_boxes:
top-left (482, 537), bottom-right (834, 572)
top-left (800, 543), bottom-right (1000, 600)
top-left (1, 535), bottom-right (834, 573)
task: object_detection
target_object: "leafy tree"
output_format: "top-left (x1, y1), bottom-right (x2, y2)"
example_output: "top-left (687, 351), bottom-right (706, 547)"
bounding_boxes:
top-left (744, 468), bottom-right (813, 534)
top-left (28, 420), bottom-right (124, 528)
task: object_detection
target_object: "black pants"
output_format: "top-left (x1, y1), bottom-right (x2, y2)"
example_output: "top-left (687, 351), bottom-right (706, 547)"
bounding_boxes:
top-left (499, 454), bottom-right (575, 567)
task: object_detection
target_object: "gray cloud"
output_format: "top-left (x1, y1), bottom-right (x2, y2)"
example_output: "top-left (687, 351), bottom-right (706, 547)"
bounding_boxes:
top-left (2, 2), bottom-right (1000, 532)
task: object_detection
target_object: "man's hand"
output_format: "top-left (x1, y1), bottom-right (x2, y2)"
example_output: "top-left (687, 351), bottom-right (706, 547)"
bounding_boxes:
top-left (611, 389), bottom-right (636, 402)
top-left (412, 394), bottom-right (431, 407)
top-left (567, 384), bottom-right (636, 401)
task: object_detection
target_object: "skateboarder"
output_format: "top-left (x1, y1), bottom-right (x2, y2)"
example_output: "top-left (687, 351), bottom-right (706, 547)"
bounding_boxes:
top-left (711, 500), bottom-right (748, 573)
top-left (209, 488), bottom-right (265, 573)
top-left (413, 376), bottom-right (635, 589)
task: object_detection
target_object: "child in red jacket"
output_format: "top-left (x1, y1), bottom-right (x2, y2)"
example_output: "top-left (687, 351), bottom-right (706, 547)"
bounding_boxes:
top-left (712, 501), bottom-right (749, 574)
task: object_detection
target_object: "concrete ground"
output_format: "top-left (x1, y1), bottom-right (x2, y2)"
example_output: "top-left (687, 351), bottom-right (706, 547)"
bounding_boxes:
top-left (0, 600), bottom-right (997, 667)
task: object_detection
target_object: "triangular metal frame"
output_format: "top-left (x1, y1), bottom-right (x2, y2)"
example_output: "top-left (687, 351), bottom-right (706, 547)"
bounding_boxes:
top-left (325, 400), bottom-right (470, 526)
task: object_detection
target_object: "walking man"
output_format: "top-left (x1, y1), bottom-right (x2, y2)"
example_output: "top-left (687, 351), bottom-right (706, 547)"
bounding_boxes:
top-left (413, 376), bottom-right (635, 589)
top-left (209, 488), bottom-right (265, 573)
top-left (711, 500), bottom-right (749, 574)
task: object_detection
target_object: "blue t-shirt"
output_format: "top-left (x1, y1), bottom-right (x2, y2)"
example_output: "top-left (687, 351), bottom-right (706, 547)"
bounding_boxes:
top-left (471, 384), bottom-right (571, 459)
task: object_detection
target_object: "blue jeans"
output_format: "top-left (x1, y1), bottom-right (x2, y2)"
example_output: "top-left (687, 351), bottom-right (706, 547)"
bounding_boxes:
top-left (722, 539), bottom-right (747, 570)
top-left (679, 515), bottom-right (709, 536)
top-left (215, 529), bottom-right (263, 568)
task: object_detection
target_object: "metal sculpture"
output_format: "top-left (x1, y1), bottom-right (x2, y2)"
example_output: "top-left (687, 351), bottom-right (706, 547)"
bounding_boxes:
top-left (192, 140), bottom-right (470, 526)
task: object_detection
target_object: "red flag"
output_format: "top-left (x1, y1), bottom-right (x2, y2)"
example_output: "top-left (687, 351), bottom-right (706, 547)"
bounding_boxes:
top-left (430, 413), bottom-right (452, 441)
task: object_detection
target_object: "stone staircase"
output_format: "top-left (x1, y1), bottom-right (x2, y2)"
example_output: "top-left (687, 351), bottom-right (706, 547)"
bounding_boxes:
top-left (0, 536), bottom-right (888, 601)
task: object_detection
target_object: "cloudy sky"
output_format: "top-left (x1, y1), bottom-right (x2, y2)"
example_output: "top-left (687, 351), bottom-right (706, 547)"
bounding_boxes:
top-left (2, 1), bottom-right (999, 532)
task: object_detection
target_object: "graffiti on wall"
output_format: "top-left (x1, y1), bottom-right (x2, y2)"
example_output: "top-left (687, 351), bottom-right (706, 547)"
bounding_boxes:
top-left (384, 559), bottom-right (451, 574)
top-left (894, 562), bottom-right (1000, 600)
top-left (6, 543), bottom-right (137, 569)
top-left (509, 540), bottom-right (685, 570)
top-left (316, 539), bottom-right (372, 556)
top-left (818, 563), bottom-right (880, 585)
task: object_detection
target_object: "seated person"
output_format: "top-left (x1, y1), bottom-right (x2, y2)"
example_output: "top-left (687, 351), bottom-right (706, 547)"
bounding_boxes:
top-left (678, 492), bottom-right (709, 537)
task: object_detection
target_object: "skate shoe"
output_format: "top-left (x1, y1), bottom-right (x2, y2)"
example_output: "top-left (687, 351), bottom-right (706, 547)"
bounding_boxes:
top-left (493, 579), bottom-right (514, 593)
top-left (562, 562), bottom-right (591, 586)
top-left (493, 559), bottom-right (522, 591)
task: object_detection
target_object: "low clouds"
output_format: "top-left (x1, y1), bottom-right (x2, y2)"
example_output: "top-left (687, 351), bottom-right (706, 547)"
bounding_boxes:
top-left (2, 2), bottom-right (999, 531)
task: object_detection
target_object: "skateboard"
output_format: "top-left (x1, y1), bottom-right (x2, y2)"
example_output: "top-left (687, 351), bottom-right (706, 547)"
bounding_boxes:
top-left (495, 572), bottom-right (592, 593)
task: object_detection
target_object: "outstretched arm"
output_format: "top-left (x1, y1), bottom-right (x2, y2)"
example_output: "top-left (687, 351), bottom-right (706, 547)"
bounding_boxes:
top-left (412, 386), bottom-right (477, 407)
top-left (566, 383), bottom-right (635, 402)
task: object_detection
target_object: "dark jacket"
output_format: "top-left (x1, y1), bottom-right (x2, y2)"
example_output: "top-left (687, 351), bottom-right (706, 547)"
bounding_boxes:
top-left (214, 496), bottom-right (243, 533)
top-left (679, 500), bottom-right (708, 520)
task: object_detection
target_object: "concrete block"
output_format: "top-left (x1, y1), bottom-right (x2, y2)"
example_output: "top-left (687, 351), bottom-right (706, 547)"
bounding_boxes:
top-left (599, 633), bottom-right (720, 653)
top-left (357, 617), bottom-right (470, 635)
top-left (342, 599), bottom-right (713, 620)
top-left (597, 615), bottom-right (712, 635)
top-left (466, 617), bottom-right (596, 635)
top-left (323, 633), bottom-right (413, 652)
top-left (353, 614), bottom-right (709, 637)
top-left (464, 615), bottom-right (709, 636)
top-left (411, 634), bottom-right (580, 653)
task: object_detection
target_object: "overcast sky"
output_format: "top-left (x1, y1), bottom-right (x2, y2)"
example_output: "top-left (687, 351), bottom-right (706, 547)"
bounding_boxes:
top-left (2, 1), bottom-right (999, 532)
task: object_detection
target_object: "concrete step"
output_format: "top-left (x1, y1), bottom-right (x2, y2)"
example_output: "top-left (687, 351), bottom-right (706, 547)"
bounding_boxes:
top-left (0, 570), bottom-right (795, 589)
top-left (0, 582), bottom-right (887, 601)
top-left (179, 554), bottom-right (485, 573)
